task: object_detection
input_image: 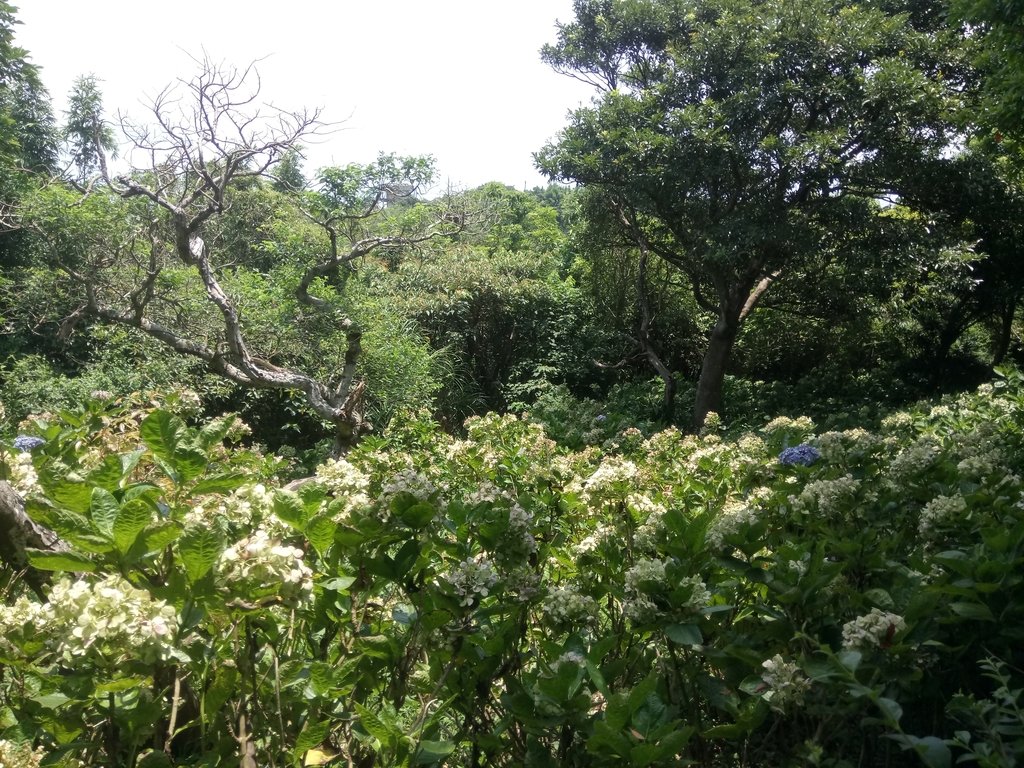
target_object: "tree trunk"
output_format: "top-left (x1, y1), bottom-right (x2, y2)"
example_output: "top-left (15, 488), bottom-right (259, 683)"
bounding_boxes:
top-left (636, 249), bottom-right (676, 421)
top-left (991, 296), bottom-right (1018, 367)
top-left (0, 481), bottom-right (67, 598)
top-left (693, 310), bottom-right (740, 429)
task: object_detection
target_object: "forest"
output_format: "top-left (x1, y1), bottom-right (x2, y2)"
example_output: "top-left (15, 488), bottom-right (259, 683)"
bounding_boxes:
top-left (0, 0), bottom-right (1022, 765)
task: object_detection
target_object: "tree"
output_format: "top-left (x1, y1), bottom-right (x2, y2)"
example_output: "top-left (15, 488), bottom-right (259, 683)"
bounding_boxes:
top-left (63, 74), bottom-right (117, 181)
top-left (19, 58), bottom-right (464, 452)
top-left (537, 0), bottom-right (973, 426)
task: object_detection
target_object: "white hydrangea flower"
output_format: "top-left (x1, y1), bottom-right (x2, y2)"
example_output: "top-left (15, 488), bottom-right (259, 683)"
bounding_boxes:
top-left (918, 494), bottom-right (968, 536)
top-left (888, 436), bottom-right (942, 479)
top-left (841, 608), bottom-right (906, 650)
top-left (217, 529), bottom-right (313, 606)
top-left (0, 739), bottom-right (46, 768)
top-left (760, 655), bottom-right (811, 711)
top-left (583, 457), bottom-right (638, 497)
top-left (381, 467), bottom-right (437, 502)
top-left (441, 555), bottom-right (499, 607)
top-left (543, 585), bottom-right (598, 625)
top-left (0, 575), bottom-right (179, 665)
top-left (315, 457), bottom-right (370, 496)
top-left (7, 451), bottom-right (40, 496)
top-left (625, 558), bottom-right (668, 592)
top-left (706, 499), bottom-right (758, 548)
top-left (555, 651), bottom-right (587, 667)
top-left (788, 474), bottom-right (860, 515)
top-left (575, 523), bottom-right (613, 555)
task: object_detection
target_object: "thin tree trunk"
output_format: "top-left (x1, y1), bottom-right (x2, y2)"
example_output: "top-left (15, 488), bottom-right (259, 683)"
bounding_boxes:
top-left (636, 249), bottom-right (676, 421)
top-left (693, 310), bottom-right (740, 429)
top-left (991, 297), bottom-right (1018, 367)
top-left (0, 481), bottom-right (67, 598)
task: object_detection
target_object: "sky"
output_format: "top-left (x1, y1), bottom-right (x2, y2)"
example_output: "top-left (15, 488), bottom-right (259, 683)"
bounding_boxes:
top-left (16, 1), bottom-right (595, 191)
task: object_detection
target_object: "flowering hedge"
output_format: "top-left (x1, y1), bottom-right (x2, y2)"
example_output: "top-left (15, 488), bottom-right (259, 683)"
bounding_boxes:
top-left (0, 372), bottom-right (1022, 766)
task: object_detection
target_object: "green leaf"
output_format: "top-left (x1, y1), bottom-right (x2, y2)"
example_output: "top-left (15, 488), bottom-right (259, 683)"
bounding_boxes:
top-left (95, 676), bottom-right (151, 693)
top-left (140, 410), bottom-right (186, 465)
top-left (198, 414), bottom-right (238, 450)
top-left (605, 692), bottom-right (630, 731)
top-left (89, 486), bottom-right (119, 538)
top-left (136, 752), bottom-right (174, 768)
top-left (305, 514), bottom-right (337, 557)
top-left (293, 719), bottom-right (332, 762)
top-left (876, 696), bottom-right (903, 725)
top-left (273, 489), bottom-right (308, 530)
top-left (139, 521), bottom-right (184, 553)
top-left (175, 448), bottom-right (208, 485)
top-left (203, 665), bottom-right (239, 720)
top-left (179, 526), bottom-right (224, 583)
top-left (45, 479), bottom-right (93, 515)
top-left (113, 498), bottom-right (154, 552)
top-left (191, 472), bottom-right (250, 496)
top-left (355, 702), bottom-right (396, 747)
top-left (26, 549), bottom-right (96, 572)
top-left (86, 455), bottom-right (126, 491)
top-left (414, 740), bottom-right (457, 764)
top-left (665, 623), bottom-right (703, 645)
top-left (949, 601), bottom-right (995, 621)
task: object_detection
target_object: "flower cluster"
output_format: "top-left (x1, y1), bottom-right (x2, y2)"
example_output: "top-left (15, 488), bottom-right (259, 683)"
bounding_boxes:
top-left (0, 739), bottom-right (46, 768)
top-left (888, 436), bottom-right (942, 480)
top-left (706, 499), bottom-right (759, 548)
top-left (543, 585), bottom-right (598, 626)
top-left (763, 416), bottom-right (815, 443)
top-left (441, 554), bottom-right (499, 607)
top-left (186, 483), bottom-right (278, 532)
top-left (918, 494), bottom-right (968, 536)
top-left (217, 529), bottom-right (313, 606)
top-left (760, 655), bottom-right (811, 711)
top-left (778, 444), bottom-right (821, 466)
top-left (625, 558), bottom-right (667, 592)
top-left (316, 457), bottom-right (370, 496)
top-left (841, 608), bottom-right (906, 650)
top-left (6, 450), bottom-right (40, 496)
top-left (582, 457), bottom-right (638, 499)
top-left (631, 494), bottom-right (668, 552)
top-left (12, 435), bottom-right (45, 452)
top-left (788, 474), bottom-right (860, 516)
top-left (381, 467), bottom-right (437, 503)
top-left (0, 575), bottom-right (179, 665)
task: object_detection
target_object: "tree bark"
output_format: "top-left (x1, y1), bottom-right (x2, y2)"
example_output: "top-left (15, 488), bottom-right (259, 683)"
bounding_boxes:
top-left (0, 481), bottom-right (67, 598)
top-left (693, 310), bottom-right (741, 429)
top-left (991, 296), bottom-right (1018, 367)
top-left (636, 249), bottom-right (676, 421)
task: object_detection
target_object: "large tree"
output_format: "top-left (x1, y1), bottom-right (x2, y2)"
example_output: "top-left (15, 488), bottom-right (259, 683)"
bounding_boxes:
top-left (537, 0), bottom-right (974, 426)
top-left (16, 59), bottom-right (463, 452)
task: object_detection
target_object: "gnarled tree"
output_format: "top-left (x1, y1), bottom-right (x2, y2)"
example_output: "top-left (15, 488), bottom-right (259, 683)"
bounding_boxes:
top-left (19, 58), bottom-right (463, 452)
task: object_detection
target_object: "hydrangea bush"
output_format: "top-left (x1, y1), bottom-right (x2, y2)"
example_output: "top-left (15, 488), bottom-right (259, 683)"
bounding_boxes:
top-left (0, 371), bottom-right (1021, 766)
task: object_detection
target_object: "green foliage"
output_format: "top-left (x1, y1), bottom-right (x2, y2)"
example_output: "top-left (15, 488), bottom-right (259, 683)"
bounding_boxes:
top-left (1, 371), bottom-right (1022, 765)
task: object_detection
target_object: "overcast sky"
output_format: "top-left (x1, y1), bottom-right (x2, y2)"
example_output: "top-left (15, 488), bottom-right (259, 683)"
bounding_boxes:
top-left (16, 1), bottom-right (594, 191)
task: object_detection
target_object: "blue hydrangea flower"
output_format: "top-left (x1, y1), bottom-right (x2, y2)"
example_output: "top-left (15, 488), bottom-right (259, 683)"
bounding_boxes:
top-left (595, 414), bottom-right (607, 424)
top-left (12, 435), bottom-right (45, 452)
top-left (778, 444), bottom-right (821, 466)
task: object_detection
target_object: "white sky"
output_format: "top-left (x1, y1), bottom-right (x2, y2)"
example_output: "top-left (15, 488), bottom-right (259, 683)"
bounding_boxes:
top-left (16, 1), bottom-right (593, 191)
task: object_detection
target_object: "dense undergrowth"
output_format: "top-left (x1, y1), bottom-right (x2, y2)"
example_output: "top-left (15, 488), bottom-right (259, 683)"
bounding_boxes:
top-left (0, 370), bottom-right (1022, 767)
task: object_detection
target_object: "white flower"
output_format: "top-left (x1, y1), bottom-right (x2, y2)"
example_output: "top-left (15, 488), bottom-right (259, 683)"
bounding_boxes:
top-left (918, 494), bottom-right (968, 536)
top-left (707, 499), bottom-right (758, 548)
top-left (543, 585), bottom-right (598, 626)
top-left (217, 529), bottom-right (313, 606)
top-left (441, 554), bottom-right (499, 607)
top-left (760, 655), bottom-right (811, 711)
top-left (842, 608), bottom-right (906, 650)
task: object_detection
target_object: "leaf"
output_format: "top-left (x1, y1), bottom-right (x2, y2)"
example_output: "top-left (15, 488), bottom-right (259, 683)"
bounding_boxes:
top-left (203, 665), bottom-right (238, 720)
top-left (140, 410), bottom-right (186, 465)
top-left (875, 696), bottom-right (903, 725)
top-left (86, 455), bottom-right (126, 491)
top-left (354, 702), bottom-right (396, 747)
top-left (95, 676), bottom-right (151, 693)
top-left (198, 414), bottom-right (238, 450)
top-left (305, 514), bottom-right (337, 557)
top-left (293, 720), bottom-right (332, 762)
top-left (191, 472), bottom-right (250, 496)
top-left (949, 601), bottom-right (995, 621)
top-left (273, 489), bottom-right (309, 530)
top-left (179, 526), bottom-right (224, 583)
top-left (413, 740), bottom-right (457, 764)
top-left (605, 692), bottom-right (630, 731)
top-left (26, 549), bottom-right (96, 572)
top-left (44, 479), bottom-right (93, 515)
top-left (89, 487), bottom-right (119, 538)
top-left (136, 753), bottom-right (174, 768)
top-left (139, 521), bottom-right (184, 553)
top-left (665, 623), bottom-right (703, 645)
top-left (175, 448), bottom-right (208, 485)
top-left (113, 498), bottom-right (155, 552)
